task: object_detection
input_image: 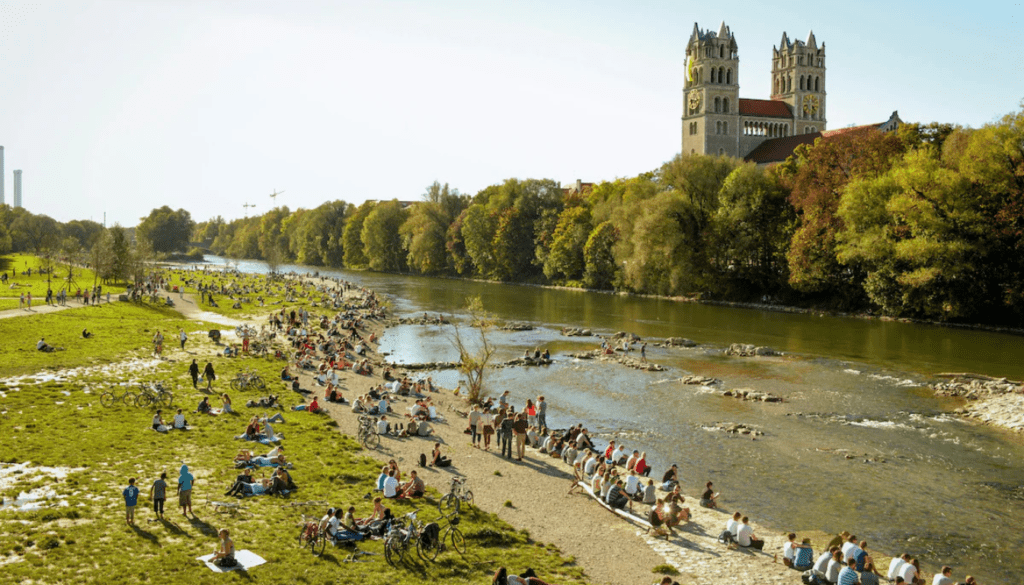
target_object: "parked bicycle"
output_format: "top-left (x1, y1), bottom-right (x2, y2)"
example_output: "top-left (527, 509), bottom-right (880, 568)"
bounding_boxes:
top-left (135, 381), bottom-right (174, 408)
top-left (230, 369), bottom-right (266, 391)
top-left (417, 511), bottom-right (466, 560)
top-left (438, 477), bottom-right (474, 514)
top-left (357, 415), bottom-right (380, 449)
top-left (99, 386), bottom-right (137, 408)
top-left (383, 511), bottom-right (422, 566)
top-left (296, 514), bottom-right (327, 556)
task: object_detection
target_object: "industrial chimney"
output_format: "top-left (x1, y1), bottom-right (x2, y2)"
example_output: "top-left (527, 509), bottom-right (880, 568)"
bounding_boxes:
top-left (13, 169), bottom-right (22, 208)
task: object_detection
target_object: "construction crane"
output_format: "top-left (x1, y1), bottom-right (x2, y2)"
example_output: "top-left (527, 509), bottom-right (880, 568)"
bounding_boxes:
top-left (269, 189), bottom-right (285, 205)
top-left (243, 202), bottom-right (256, 217)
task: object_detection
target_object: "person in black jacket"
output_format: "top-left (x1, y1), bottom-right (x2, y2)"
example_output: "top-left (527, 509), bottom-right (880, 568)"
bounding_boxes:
top-left (224, 468), bottom-right (254, 497)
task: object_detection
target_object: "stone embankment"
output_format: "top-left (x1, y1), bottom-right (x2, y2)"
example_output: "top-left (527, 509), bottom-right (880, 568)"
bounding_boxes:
top-left (500, 322), bottom-right (534, 331)
top-left (569, 349), bottom-right (666, 371)
top-left (397, 316), bottom-right (449, 325)
top-left (560, 327), bottom-right (592, 337)
top-left (723, 343), bottom-right (780, 357)
top-left (680, 375), bottom-right (719, 385)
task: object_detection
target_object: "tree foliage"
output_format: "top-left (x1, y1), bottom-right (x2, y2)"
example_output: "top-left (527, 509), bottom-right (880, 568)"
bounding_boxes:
top-left (136, 206), bottom-right (194, 254)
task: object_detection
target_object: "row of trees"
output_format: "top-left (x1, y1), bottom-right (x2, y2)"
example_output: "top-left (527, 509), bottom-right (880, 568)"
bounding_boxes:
top-left (3, 104), bottom-right (1022, 324)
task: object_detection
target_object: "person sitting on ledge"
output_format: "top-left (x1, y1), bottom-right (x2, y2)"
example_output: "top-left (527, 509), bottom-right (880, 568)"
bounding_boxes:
top-left (605, 478), bottom-right (629, 510)
top-left (736, 516), bottom-right (764, 550)
top-left (700, 481), bottom-right (718, 508)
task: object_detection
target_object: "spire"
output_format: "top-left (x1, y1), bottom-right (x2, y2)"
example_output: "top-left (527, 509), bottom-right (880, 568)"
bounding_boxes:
top-left (718, 21), bottom-right (729, 39)
top-left (779, 31), bottom-right (790, 50)
top-left (806, 30), bottom-right (816, 48)
top-left (689, 22), bottom-right (700, 44)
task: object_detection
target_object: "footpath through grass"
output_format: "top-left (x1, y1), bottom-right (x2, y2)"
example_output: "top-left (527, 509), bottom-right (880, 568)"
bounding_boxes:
top-left (0, 282), bottom-right (586, 585)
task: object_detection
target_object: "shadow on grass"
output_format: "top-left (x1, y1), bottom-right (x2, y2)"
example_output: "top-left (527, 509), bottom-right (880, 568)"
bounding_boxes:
top-left (159, 518), bottom-right (194, 538)
top-left (130, 523), bottom-right (161, 545)
top-left (188, 514), bottom-right (219, 536)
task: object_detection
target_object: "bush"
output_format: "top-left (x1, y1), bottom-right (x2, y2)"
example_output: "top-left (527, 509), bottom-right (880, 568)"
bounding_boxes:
top-left (652, 564), bottom-right (679, 575)
top-left (185, 248), bottom-right (206, 260)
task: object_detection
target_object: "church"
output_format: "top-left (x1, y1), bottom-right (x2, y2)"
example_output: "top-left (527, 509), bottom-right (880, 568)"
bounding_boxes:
top-left (682, 22), bottom-right (901, 165)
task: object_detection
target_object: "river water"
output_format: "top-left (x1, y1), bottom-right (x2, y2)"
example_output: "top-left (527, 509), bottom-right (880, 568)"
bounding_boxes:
top-left (202, 257), bottom-right (1024, 584)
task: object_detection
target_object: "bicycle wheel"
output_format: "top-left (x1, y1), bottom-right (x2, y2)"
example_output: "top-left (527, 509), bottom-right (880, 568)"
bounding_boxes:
top-left (383, 534), bottom-right (400, 567)
top-left (312, 531), bottom-right (326, 556)
top-left (134, 393), bottom-right (153, 408)
top-left (416, 531), bottom-right (439, 562)
top-left (122, 392), bottom-right (138, 407)
top-left (448, 527), bottom-right (466, 554)
top-left (254, 376), bottom-right (265, 390)
top-left (297, 525), bottom-right (309, 548)
top-left (100, 392), bottom-right (115, 408)
top-left (463, 490), bottom-right (474, 508)
top-left (439, 493), bottom-right (457, 514)
top-left (362, 432), bottom-right (380, 450)
top-left (230, 379), bottom-right (242, 391)
top-left (161, 391), bottom-right (174, 408)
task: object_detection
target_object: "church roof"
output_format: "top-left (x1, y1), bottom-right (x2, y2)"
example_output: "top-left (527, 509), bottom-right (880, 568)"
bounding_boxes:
top-left (744, 133), bottom-right (821, 165)
top-left (738, 99), bottom-right (793, 118)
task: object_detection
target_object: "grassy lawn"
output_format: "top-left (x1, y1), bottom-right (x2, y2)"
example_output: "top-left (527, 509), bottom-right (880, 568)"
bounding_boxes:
top-left (0, 254), bottom-right (100, 301)
top-left (161, 268), bottom-right (323, 320)
top-left (0, 290), bottom-right (585, 584)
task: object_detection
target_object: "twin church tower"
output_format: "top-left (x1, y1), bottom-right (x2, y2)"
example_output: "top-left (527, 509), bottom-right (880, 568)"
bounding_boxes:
top-left (682, 22), bottom-right (827, 160)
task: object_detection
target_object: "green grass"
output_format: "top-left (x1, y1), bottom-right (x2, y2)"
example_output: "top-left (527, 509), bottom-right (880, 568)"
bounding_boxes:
top-left (0, 254), bottom-right (100, 300)
top-left (0, 277), bottom-right (587, 585)
top-left (161, 268), bottom-right (322, 319)
top-left (0, 300), bottom-right (216, 377)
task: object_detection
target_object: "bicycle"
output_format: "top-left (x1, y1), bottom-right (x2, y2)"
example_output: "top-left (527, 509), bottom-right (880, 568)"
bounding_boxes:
top-left (296, 514), bottom-right (327, 556)
top-left (383, 511), bottom-right (422, 566)
top-left (357, 415), bottom-right (380, 449)
top-left (99, 387), bottom-right (137, 408)
top-left (230, 369), bottom-right (266, 391)
top-left (418, 512), bottom-right (466, 560)
top-left (438, 477), bottom-right (474, 514)
top-left (135, 382), bottom-right (174, 408)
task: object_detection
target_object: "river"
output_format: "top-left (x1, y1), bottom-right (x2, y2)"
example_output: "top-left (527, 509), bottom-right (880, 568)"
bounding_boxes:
top-left (201, 257), bottom-right (1024, 584)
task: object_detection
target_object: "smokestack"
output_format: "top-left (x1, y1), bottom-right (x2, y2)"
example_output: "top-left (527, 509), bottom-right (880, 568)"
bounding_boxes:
top-left (13, 169), bottom-right (22, 208)
top-left (0, 146), bottom-right (4, 206)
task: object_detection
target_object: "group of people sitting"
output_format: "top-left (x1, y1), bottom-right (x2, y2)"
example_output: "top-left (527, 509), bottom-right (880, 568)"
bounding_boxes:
top-left (226, 446), bottom-right (296, 496)
top-left (305, 498), bottom-right (396, 545)
top-left (152, 409), bottom-right (190, 432)
top-left (786, 531), bottom-right (973, 585)
top-left (374, 460), bottom-right (427, 499)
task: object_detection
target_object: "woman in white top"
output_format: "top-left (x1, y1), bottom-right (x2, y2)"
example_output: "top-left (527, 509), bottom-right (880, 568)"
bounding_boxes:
top-left (898, 559), bottom-right (919, 584)
top-left (478, 409), bottom-right (494, 451)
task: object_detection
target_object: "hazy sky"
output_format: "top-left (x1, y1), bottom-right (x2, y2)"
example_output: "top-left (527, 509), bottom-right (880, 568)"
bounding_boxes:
top-left (1, 0), bottom-right (1021, 227)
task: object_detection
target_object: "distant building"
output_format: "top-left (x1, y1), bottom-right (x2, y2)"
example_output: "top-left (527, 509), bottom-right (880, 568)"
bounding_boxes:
top-left (744, 112), bottom-right (904, 166)
top-left (682, 22), bottom-right (903, 164)
top-left (13, 169), bottom-right (22, 208)
top-left (563, 179), bottom-right (594, 197)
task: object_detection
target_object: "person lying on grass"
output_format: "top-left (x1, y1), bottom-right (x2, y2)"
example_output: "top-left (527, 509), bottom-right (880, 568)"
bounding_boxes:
top-left (234, 449), bottom-right (287, 466)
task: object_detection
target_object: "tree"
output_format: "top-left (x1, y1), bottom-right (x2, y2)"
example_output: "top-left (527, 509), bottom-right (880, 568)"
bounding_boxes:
top-left (402, 182), bottom-right (467, 275)
top-left (257, 206), bottom-right (292, 262)
top-left (343, 202), bottom-right (374, 269)
top-left (543, 206), bottom-right (592, 282)
top-left (582, 220), bottom-right (618, 290)
top-left (445, 297), bottom-right (496, 405)
top-left (136, 206), bottom-right (194, 254)
top-left (361, 200), bottom-right (409, 272)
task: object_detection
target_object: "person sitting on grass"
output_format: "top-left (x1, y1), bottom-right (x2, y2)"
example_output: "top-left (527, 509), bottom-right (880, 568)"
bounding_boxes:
top-left (196, 396), bottom-right (211, 414)
top-left (36, 337), bottom-right (56, 352)
top-left (281, 366), bottom-right (294, 381)
top-left (307, 396), bottom-right (321, 414)
top-left (172, 408), bottom-right (189, 430)
top-left (398, 470), bottom-right (425, 499)
top-left (152, 410), bottom-right (169, 433)
top-left (210, 528), bottom-right (236, 567)
top-left (224, 468), bottom-right (255, 497)
top-left (82, 329), bottom-right (93, 339)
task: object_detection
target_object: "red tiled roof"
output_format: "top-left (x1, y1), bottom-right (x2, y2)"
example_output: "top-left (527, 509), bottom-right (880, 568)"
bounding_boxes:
top-left (738, 99), bottom-right (793, 118)
top-left (821, 124), bottom-right (876, 138)
top-left (744, 133), bottom-right (821, 164)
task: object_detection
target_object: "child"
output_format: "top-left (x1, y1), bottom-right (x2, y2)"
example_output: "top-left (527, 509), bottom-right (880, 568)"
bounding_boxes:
top-left (149, 472), bottom-right (168, 520)
top-left (123, 478), bottom-right (140, 525)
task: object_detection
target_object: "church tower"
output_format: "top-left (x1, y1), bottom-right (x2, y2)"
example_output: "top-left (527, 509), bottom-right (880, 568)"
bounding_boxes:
top-left (682, 22), bottom-right (740, 157)
top-left (771, 31), bottom-right (827, 134)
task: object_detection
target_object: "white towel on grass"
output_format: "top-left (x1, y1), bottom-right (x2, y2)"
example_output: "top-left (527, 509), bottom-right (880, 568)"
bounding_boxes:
top-left (196, 549), bottom-right (266, 572)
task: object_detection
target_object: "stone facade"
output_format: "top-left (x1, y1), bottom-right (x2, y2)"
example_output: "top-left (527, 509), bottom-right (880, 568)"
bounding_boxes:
top-left (682, 22), bottom-right (827, 159)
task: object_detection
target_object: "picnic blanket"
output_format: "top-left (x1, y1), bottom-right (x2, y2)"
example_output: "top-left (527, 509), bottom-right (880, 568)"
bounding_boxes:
top-left (196, 550), bottom-right (266, 572)
top-left (234, 434), bottom-right (276, 445)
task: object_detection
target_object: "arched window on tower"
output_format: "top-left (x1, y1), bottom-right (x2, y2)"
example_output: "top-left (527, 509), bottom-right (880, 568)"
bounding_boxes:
top-left (723, 98), bottom-right (729, 113)
top-left (723, 121), bottom-right (728, 134)
top-left (800, 76), bottom-right (805, 90)
top-left (787, 75), bottom-right (792, 92)
top-left (719, 45), bottom-right (724, 59)
top-left (726, 69), bottom-right (732, 84)
top-left (714, 97), bottom-right (721, 113)
top-left (718, 67), bottom-right (724, 84)
top-left (815, 77), bottom-right (820, 91)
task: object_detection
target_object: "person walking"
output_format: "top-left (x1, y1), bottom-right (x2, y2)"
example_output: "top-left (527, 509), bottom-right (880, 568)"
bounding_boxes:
top-left (176, 464), bottom-right (195, 516)
top-left (513, 412), bottom-right (529, 461)
top-left (499, 408), bottom-right (514, 459)
top-left (149, 472), bottom-right (168, 520)
top-left (536, 395), bottom-right (547, 432)
top-left (26, 292), bottom-right (32, 310)
top-left (188, 359), bottom-right (200, 389)
top-left (179, 328), bottom-right (188, 351)
top-left (203, 361), bottom-right (216, 391)
top-left (153, 331), bottom-right (164, 357)
top-left (122, 477), bottom-right (140, 525)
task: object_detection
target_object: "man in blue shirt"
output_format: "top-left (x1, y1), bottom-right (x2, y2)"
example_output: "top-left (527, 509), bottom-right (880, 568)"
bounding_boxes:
top-left (122, 478), bottom-right (140, 525)
top-left (838, 557), bottom-right (861, 585)
top-left (177, 464), bottom-right (195, 516)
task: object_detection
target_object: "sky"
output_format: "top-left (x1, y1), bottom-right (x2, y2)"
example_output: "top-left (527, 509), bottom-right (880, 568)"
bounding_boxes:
top-left (0, 0), bottom-right (1021, 227)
